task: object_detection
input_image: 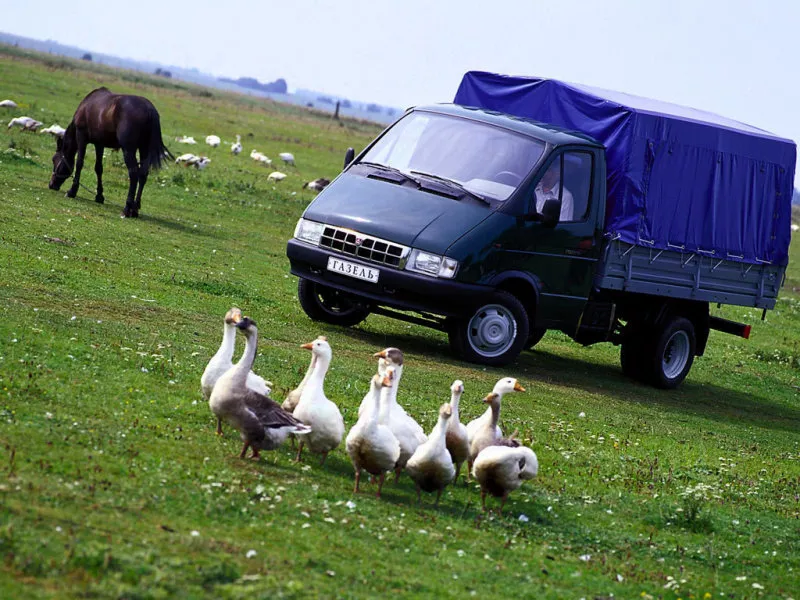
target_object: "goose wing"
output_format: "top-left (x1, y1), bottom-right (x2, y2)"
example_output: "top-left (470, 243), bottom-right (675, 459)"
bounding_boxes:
top-left (244, 390), bottom-right (309, 432)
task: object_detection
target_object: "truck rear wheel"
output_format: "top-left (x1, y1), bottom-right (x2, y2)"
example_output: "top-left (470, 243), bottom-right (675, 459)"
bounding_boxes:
top-left (448, 291), bottom-right (529, 367)
top-left (621, 317), bottom-right (696, 388)
top-left (648, 317), bottom-right (696, 389)
top-left (297, 279), bottom-right (370, 327)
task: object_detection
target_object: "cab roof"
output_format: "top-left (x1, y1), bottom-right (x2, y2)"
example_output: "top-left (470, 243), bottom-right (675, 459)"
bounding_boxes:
top-left (412, 103), bottom-right (604, 149)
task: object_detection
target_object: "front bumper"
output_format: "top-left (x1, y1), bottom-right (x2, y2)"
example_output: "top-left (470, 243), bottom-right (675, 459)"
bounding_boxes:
top-left (286, 239), bottom-right (492, 318)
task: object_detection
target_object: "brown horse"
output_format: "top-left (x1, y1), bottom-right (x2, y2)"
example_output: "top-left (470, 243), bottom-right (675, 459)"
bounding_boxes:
top-left (49, 87), bottom-right (172, 217)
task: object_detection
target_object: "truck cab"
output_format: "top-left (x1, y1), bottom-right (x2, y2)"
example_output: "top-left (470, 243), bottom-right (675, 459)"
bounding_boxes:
top-left (287, 104), bottom-right (606, 366)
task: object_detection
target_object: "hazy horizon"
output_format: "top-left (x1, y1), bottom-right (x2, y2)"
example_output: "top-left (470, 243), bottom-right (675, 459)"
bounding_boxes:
top-left (2, 0), bottom-right (799, 185)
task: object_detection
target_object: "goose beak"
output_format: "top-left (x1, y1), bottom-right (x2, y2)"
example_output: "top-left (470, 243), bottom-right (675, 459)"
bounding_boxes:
top-left (381, 375), bottom-right (391, 387)
top-left (301, 342), bottom-right (314, 350)
top-left (373, 350), bottom-right (387, 359)
top-left (513, 382), bottom-right (526, 392)
top-left (482, 393), bottom-right (496, 404)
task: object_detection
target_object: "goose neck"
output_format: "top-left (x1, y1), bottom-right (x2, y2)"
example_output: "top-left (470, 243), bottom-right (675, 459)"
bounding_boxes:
top-left (307, 352), bottom-right (330, 390)
top-left (214, 323), bottom-right (236, 361)
top-left (231, 330), bottom-right (257, 384)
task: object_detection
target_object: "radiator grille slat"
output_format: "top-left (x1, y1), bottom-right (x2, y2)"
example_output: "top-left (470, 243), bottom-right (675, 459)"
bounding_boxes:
top-left (320, 226), bottom-right (408, 268)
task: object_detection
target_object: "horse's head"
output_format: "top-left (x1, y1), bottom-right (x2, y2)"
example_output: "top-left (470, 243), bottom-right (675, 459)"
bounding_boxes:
top-left (49, 136), bottom-right (74, 190)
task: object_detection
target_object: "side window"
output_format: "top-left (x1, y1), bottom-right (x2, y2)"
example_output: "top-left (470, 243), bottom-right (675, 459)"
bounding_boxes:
top-left (561, 151), bottom-right (593, 222)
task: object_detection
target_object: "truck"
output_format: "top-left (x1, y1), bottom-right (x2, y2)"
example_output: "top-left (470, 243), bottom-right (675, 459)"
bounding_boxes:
top-left (286, 72), bottom-right (797, 388)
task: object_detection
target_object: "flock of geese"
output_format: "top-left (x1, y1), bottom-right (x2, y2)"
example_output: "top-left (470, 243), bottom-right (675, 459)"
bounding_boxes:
top-left (201, 308), bottom-right (539, 512)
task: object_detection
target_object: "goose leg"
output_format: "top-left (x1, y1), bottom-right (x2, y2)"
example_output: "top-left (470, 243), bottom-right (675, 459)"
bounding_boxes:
top-left (376, 473), bottom-right (386, 498)
top-left (353, 470), bottom-right (361, 494)
top-left (216, 418), bottom-right (223, 436)
top-left (498, 493), bottom-right (508, 515)
top-left (454, 462), bottom-right (462, 482)
top-left (480, 489), bottom-right (487, 512)
top-left (435, 489), bottom-right (442, 507)
top-left (394, 467), bottom-right (402, 483)
top-left (319, 452), bottom-right (328, 466)
top-left (416, 485), bottom-right (421, 505)
top-left (251, 447), bottom-right (261, 460)
top-left (467, 459), bottom-right (473, 483)
top-left (294, 441), bottom-right (305, 462)
top-left (239, 441), bottom-right (250, 459)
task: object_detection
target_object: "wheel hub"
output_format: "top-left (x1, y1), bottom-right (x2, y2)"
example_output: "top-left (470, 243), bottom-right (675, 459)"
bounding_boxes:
top-left (467, 304), bottom-right (517, 358)
top-left (662, 330), bottom-right (690, 380)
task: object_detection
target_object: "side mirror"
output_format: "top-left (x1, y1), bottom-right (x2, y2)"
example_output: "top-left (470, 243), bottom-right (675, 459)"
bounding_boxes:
top-left (540, 198), bottom-right (561, 228)
top-left (343, 147), bottom-right (355, 170)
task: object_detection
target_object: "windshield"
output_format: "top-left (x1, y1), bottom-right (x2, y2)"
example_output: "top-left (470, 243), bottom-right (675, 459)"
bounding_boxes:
top-left (359, 111), bottom-right (546, 201)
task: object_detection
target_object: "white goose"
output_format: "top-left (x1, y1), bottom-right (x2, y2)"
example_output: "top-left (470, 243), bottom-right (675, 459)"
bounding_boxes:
top-left (358, 347), bottom-right (404, 418)
top-left (293, 337), bottom-right (345, 464)
top-left (231, 134), bottom-right (242, 155)
top-left (345, 373), bottom-right (400, 497)
top-left (176, 135), bottom-right (197, 144)
top-left (279, 152), bottom-right (295, 166)
top-left (201, 307), bottom-right (272, 434)
top-left (378, 366), bottom-right (426, 480)
top-left (268, 171), bottom-right (287, 182)
top-left (466, 377), bottom-right (525, 442)
top-left (208, 316), bottom-right (309, 459)
top-left (282, 337), bottom-right (322, 413)
top-left (7, 116), bottom-right (42, 131)
top-left (0, 99), bottom-right (18, 108)
top-left (466, 377), bottom-right (525, 473)
top-left (444, 380), bottom-right (470, 481)
top-left (40, 124), bottom-right (66, 138)
top-left (406, 402), bottom-right (456, 505)
top-left (472, 445), bottom-right (538, 513)
top-left (205, 134), bottom-right (221, 147)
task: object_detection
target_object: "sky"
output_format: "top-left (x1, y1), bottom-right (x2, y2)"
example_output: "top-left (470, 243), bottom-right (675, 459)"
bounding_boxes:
top-left (3, 0), bottom-right (799, 176)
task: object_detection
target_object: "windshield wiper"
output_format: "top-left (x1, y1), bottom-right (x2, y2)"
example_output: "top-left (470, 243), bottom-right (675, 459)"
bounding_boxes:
top-left (409, 170), bottom-right (490, 205)
top-left (358, 161), bottom-right (418, 184)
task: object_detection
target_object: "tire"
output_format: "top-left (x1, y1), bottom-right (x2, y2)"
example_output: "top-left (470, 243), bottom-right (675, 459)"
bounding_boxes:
top-left (647, 317), bottom-right (696, 389)
top-left (525, 327), bottom-right (547, 350)
top-left (620, 330), bottom-right (651, 384)
top-left (448, 291), bottom-right (529, 367)
top-left (297, 279), bottom-right (370, 327)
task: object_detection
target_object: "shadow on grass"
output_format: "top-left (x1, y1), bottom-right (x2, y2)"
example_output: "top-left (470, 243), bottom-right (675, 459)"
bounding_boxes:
top-left (520, 347), bottom-right (800, 435)
top-left (335, 324), bottom-right (800, 435)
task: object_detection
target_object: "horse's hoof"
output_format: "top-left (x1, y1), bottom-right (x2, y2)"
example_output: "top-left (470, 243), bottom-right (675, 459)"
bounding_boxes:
top-left (65, 189), bottom-right (77, 199)
top-left (95, 195), bottom-right (105, 204)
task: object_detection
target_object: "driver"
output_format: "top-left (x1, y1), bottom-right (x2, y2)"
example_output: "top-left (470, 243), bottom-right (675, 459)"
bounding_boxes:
top-left (534, 162), bottom-right (574, 222)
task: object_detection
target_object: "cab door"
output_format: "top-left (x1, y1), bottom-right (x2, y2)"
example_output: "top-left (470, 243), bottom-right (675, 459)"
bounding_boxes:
top-left (497, 149), bottom-right (601, 331)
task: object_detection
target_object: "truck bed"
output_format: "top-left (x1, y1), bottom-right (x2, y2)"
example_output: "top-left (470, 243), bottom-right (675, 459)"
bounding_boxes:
top-left (595, 239), bottom-right (784, 309)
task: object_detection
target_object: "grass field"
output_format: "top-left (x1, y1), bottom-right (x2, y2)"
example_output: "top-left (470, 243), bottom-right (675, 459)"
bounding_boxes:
top-left (1, 45), bottom-right (799, 599)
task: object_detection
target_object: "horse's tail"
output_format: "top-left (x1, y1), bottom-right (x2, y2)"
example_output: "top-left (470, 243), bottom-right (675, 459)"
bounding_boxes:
top-left (144, 106), bottom-right (173, 172)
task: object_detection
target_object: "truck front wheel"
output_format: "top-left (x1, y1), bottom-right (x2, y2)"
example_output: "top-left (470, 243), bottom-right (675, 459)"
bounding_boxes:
top-left (297, 279), bottom-right (370, 327)
top-left (448, 291), bottom-right (529, 367)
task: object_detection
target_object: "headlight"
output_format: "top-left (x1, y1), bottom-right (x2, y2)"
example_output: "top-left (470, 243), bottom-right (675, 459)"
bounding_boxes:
top-left (405, 249), bottom-right (459, 279)
top-left (294, 218), bottom-right (325, 245)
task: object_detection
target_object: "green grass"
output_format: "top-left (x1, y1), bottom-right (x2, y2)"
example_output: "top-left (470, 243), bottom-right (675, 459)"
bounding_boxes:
top-left (1, 46), bottom-right (799, 599)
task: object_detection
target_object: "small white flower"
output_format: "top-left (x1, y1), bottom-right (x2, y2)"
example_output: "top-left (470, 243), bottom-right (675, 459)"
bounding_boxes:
top-left (141, 367), bottom-right (148, 373)
top-left (456, 550), bottom-right (466, 557)
top-left (616, 574), bottom-right (624, 582)
top-left (579, 554), bottom-right (591, 562)
top-left (301, 523), bottom-right (310, 529)
top-left (325, 570), bottom-right (335, 577)
top-left (190, 530), bottom-right (200, 537)
top-left (324, 517), bottom-right (336, 524)
top-left (55, 526), bottom-right (62, 533)
top-left (752, 583), bottom-right (764, 590)
top-left (547, 506), bottom-right (553, 512)
top-left (732, 519), bottom-right (740, 525)
top-left (736, 576), bottom-right (747, 581)
top-left (518, 514), bottom-right (530, 522)
top-left (606, 509), bottom-right (613, 514)
top-left (578, 412), bottom-right (586, 418)
top-left (418, 529), bottom-right (428, 535)
top-left (246, 550), bottom-right (257, 558)
top-left (345, 500), bottom-right (356, 510)
top-left (70, 316), bottom-right (77, 321)
top-left (45, 412), bottom-right (53, 419)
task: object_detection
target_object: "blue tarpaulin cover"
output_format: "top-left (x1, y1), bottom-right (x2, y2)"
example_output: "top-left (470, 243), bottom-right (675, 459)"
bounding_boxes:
top-left (454, 71), bottom-right (797, 265)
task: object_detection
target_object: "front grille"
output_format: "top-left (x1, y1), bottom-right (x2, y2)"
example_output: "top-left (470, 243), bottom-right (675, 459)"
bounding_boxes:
top-left (320, 226), bottom-right (409, 268)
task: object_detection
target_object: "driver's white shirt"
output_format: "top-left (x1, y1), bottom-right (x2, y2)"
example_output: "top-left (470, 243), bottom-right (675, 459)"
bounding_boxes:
top-left (535, 181), bottom-right (574, 222)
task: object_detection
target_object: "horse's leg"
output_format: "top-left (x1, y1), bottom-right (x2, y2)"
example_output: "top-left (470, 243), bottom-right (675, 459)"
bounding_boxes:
top-left (121, 148), bottom-right (140, 218)
top-left (94, 145), bottom-right (105, 204)
top-left (65, 134), bottom-right (88, 199)
top-left (134, 152), bottom-right (149, 213)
